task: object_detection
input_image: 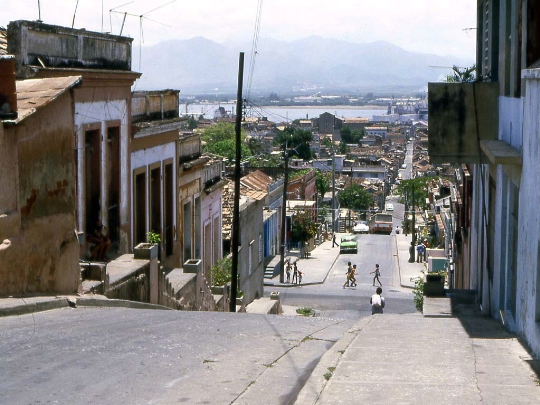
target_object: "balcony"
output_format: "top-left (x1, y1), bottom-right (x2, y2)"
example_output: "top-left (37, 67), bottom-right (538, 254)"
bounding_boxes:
top-left (428, 82), bottom-right (499, 164)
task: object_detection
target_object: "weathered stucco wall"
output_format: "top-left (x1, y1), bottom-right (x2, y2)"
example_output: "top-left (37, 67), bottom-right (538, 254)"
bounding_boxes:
top-left (0, 91), bottom-right (80, 295)
top-left (516, 72), bottom-right (540, 357)
top-left (238, 196), bottom-right (265, 305)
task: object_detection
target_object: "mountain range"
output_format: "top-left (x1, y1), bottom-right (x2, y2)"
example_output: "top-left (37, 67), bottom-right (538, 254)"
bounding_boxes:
top-left (132, 36), bottom-right (474, 95)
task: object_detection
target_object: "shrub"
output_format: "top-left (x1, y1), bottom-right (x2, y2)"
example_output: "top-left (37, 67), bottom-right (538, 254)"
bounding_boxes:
top-left (211, 257), bottom-right (232, 287)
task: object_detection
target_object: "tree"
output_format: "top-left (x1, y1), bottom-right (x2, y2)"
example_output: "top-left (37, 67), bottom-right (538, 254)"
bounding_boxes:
top-left (247, 137), bottom-right (262, 156)
top-left (315, 170), bottom-right (330, 205)
top-left (274, 127), bottom-right (313, 160)
top-left (321, 137), bottom-right (333, 149)
top-left (338, 184), bottom-right (373, 211)
top-left (290, 210), bottom-right (318, 244)
top-left (187, 116), bottom-right (198, 129)
top-left (202, 122), bottom-right (252, 162)
top-left (340, 125), bottom-right (364, 144)
top-left (395, 178), bottom-right (430, 211)
top-left (445, 64), bottom-right (476, 83)
top-left (338, 140), bottom-right (348, 155)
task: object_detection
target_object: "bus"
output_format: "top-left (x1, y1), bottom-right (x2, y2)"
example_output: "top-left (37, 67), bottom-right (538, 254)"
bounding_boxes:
top-left (368, 213), bottom-right (393, 235)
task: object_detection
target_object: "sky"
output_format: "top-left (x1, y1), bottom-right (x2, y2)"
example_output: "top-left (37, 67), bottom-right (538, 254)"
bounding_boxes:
top-left (1, 0), bottom-right (477, 61)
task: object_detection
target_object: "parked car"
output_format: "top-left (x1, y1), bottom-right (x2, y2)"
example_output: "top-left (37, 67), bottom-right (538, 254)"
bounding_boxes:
top-left (353, 221), bottom-right (369, 234)
top-left (339, 235), bottom-right (358, 254)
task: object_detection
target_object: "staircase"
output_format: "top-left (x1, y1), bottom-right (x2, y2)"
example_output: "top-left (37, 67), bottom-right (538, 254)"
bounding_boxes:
top-left (264, 256), bottom-right (282, 279)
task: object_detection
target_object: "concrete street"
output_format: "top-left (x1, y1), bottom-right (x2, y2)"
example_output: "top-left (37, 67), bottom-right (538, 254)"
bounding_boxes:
top-left (1, 227), bottom-right (540, 404)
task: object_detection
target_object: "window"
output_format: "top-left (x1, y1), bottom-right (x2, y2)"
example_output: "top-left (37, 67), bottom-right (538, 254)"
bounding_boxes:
top-left (259, 233), bottom-right (263, 263)
top-left (249, 240), bottom-right (254, 275)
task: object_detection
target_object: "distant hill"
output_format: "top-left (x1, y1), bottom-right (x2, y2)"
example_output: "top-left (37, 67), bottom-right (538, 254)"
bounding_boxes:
top-left (132, 36), bottom-right (473, 95)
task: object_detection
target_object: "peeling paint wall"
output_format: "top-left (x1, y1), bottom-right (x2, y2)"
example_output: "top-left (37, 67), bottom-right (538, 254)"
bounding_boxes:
top-left (0, 91), bottom-right (79, 295)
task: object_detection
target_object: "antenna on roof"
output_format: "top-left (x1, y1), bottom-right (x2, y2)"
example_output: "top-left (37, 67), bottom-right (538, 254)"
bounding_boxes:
top-left (37, 0), bottom-right (43, 23)
top-left (72, 0), bottom-right (80, 28)
top-left (109, 0), bottom-right (175, 71)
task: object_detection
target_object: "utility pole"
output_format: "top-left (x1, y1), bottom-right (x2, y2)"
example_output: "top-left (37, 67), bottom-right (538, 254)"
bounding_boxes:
top-left (230, 52), bottom-right (244, 313)
top-left (331, 148), bottom-right (336, 234)
top-left (411, 182), bottom-right (416, 246)
top-left (279, 144), bottom-right (289, 284)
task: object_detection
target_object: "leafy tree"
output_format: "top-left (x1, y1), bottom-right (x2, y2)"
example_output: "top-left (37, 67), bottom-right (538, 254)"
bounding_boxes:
top-left (321, 137), bottom-right (333, 149)
top-left (315, 170), bottom-right (330, 204)
top-left (291, 210), bottom-right (318, 244)
top-left (338, 184), bottom-right (373, 211)
top-left (247, 137), bottom-right (262, 156)
top-left (445, 64), bottom-right (476, 83)
top-left (202, 122), bottom-right (252, 162)
top-left (202, 122), bottom-right (238, 143)
top-left (395, 178), bottom-right (430, 211)
top-left (274, 127), bottom-right (313, 160)
top-left (187, 116), bottom-right (198, 129)
top-left (338, 141), bottom-right (348, 155)
top-left (340, 125), bottom-right (364, 144)
top-left (245, 154), bottom-right (282, 168)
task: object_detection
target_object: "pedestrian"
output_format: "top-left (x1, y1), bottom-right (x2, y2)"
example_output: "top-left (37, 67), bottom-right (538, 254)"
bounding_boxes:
top-left (370, 264), bottom-right (382, 286)
top-left (423, 239), bottom-right (429, 262)
top-left (286, 259), bottom-right (291, 283)
top-left (332, 233), bottom-right (338, 248)
top-left (416, 241), bottom-right (424, 263)
top-left (343, 262), bottom-right (352, 288)
top-left (349, 264), bottom-right (357, 287)
top-left (298, 269), bottom-right (303, 285)
top-left (370, 287), bottom-right (385, 315)
top-left (292, 261), bottom-right (298, 284)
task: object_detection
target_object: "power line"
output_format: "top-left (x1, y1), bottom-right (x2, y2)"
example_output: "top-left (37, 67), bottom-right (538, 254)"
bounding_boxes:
top-left (246, 0), bottom-right (264, 101)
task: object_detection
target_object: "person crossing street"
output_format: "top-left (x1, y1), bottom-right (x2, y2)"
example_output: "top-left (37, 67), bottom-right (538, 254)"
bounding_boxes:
top-left (370, 264), bottom-right (382, 287)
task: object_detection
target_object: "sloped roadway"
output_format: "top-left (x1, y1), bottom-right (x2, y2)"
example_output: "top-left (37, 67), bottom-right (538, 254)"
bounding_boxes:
top-left (1, 303), bottom-right (355, 405)
top-left (0, 235), bottom-right (415, 405)
top-left (274, 232), bottom-right (417, 319)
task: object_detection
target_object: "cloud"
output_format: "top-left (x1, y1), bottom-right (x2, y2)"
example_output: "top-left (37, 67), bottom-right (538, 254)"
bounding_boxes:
top-left (0, 0), bottom-right (476, 59)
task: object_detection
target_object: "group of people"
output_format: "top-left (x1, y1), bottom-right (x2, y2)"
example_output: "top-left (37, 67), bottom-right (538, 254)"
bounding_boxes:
top-left (285, 259), bottom-right (303, 285)
top-left (343, 262), bottom-right (383, 288)
top-left (341, 262), bottom-right (385, 314)
top-left (416, 239), bottom-right (430, 263)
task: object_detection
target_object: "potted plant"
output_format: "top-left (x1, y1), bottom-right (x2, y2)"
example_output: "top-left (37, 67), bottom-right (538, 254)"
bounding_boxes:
top-left (424, 271), bottom-right (446, 296)
top-left (133, 231), bottom-right (160, 260)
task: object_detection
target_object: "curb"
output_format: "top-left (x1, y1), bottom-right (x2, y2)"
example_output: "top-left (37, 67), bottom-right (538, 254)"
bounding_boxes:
top-left (295, 317), bottom-right (373, 404)
top-left (0, 297), bottom-right (69, 317)
top-left (0, 295), bottom-right (173, 317)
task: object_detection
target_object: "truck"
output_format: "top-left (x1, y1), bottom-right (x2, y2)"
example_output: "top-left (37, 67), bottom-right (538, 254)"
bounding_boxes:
top-left (368, 213), bottom-right (393, 235)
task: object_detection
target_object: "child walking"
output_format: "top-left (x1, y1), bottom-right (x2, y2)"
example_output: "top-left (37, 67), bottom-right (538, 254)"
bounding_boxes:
top-left (370, 264), bottom-right (382, 287)
top-left (343, 262), bottom-right (353, 288)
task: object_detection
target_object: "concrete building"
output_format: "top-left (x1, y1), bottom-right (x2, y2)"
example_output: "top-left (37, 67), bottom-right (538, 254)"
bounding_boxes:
top-left (222, 181), bottom-right (265, 304)
top-left (5, 20), bottom-right (141, 257)
top-left (240, 170), bottom-right (282, 260)
top-left (177, 132), bottom-right (225, 283)
top-left (365, 126), bottom-right (388, 139)
top-left (428, 1), bottom-right (540, 357)
top-left (130, 90), bottom-right (184, 267)
top-left (0, 56), bottom-right (82, 295)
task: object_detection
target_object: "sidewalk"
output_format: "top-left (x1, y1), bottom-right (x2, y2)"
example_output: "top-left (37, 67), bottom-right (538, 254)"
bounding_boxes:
top-left (264, 235), bottom-right (342, 287)
top-left (395, 230), bottom-right (427, 288)
top-left (263, 230), bottom-right (426, 290)
top-left (296, 295), bottom-right (540, 404)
